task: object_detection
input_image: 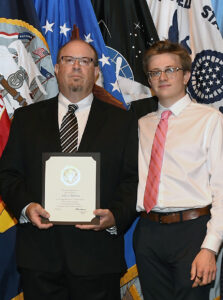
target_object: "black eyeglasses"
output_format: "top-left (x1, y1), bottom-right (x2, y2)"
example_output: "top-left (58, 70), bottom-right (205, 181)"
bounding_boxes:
top-left (59, 56), bottom-right (95, 66)
top-left (147, 67), bottom-right (184, 80)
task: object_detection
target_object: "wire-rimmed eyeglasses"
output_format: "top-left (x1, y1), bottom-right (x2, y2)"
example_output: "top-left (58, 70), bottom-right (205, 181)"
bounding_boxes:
top-left (147, 67), bottom-right (184, 80)
top-left (59, 56), bottom-right (96, 66)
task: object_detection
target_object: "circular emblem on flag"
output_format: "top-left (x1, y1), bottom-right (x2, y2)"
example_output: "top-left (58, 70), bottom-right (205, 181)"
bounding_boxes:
top-left (8, 70), bottom-right (25, 89)
top-left (61, 166), bottom-right (80, 186)
top-left (188, 50), bottom-right (223, 104)
top-left (106, 46), bottom-right (134, 80)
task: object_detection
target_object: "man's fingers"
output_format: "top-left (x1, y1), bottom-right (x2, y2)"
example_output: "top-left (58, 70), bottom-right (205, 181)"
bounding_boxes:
top-left (191, 249), bottom-right (216, 287)
top-left (31, 214), bottom-right (53, 229)
top-left (93, 209), bottom-right (107, 217)
top-left (190, 262), bottom-right (196, 281)
top-left (192, 275), bottom-right (201, 288)
top-left (75, 209), bottom-right (115, 231)
top-left (200, 270), bottom-right (215, 286)
top-left (41, 210), bottom-right (50, 219)
top-left (75, 224), bottom-right (99, 230)
top-left (26, 203), bottom-right (52, 229)
top-left (200, 273), bottom-right (208, 286)
top-left (192, 269), bottom-right (216, 287)
top-left (211, 270), bottom-right (216, 281)
top-left (35, 222), bottom-right (53, 229)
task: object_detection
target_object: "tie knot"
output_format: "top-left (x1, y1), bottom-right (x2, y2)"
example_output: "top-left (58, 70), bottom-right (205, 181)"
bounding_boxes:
top-left (68, 104), bottom-right (78, 114)
top-left (161, 110), bottom-right (171, 120)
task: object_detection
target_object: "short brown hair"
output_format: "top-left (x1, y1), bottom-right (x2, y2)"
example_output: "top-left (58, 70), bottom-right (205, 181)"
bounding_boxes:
top-left (56, 39), bottom-right (99, 66)
top-left (143, 40), bottom-right (192, 74)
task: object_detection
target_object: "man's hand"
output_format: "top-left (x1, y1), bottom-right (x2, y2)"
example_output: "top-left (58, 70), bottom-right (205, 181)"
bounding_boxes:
top-left (26, 203), bottom-right (53, 229)
top-left (191, 248), bottom-right (216, 287)
top-left (75, 209), bottom-right (115, 231)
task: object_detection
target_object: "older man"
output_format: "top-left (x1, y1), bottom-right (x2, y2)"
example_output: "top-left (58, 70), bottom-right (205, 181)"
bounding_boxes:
top-left (0, 40), bottom-right (138, 300)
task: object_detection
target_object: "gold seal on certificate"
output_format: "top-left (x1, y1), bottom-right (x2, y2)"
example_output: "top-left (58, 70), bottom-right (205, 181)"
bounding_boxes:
top-left (42, 153), bottom-right (100, 225)
top-left (61, 166), bottom-right (80, 186)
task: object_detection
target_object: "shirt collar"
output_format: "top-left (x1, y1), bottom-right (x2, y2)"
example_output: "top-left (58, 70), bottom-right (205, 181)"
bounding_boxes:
top-left (158, 94), bottom-right (191, 117)
top-left (58, 92), bottom-right (93, 112)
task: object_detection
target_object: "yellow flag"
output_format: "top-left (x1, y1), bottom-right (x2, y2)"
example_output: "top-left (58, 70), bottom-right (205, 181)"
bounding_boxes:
top-left (0, 201), bottom-right (17, 233)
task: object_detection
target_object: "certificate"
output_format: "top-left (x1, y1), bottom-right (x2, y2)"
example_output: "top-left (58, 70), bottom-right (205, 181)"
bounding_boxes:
top-left (42, 153), bottom-right (100, 225)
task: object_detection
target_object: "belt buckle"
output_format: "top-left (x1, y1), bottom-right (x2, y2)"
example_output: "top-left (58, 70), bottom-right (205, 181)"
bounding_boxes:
top-left (159, 212), bottom-right (172, 224)
top-left (158, 214), bottom-right (162, 224)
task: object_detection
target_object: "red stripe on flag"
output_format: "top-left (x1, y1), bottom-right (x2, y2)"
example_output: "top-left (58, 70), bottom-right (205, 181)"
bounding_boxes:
top-left (0, 96), bottom-right (11, 204)
top-left (0, 31), bottom-right (19, 36)
top-left (0, 97), bottom-right (10, 157)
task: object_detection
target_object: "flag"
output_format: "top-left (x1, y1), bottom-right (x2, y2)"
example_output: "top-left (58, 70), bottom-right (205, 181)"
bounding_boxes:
top-left (0, 1), bottom-right (57, 299)
top-left (32, 47), bottom-right (49, 58)
top-left (34, 0), bottom-right (128, 108)
top-left (0, 97), bottom-right (10, 156)
top-left (211, 0), bottom-right (223, 37)
top-left (147, 0), bottom-right (223, 112)
top-left (91, 1), bottom-right (159, 298)
top-left (32, 47), bottom-right (50, 64)
top-left (0, 96), bottom-right (22, 300)
top-left (120, 218), bottom-right (143, 300)
top-left (146, 1), bottom-right (223, 299)
top-left (91, 1), bottom-right (158, 298)
top-left (0, 224), bottom-right (22, 300)
top-left (0, 0), bottom-right (58, 119)
top-left (92, 0), bottom-right (159, 104)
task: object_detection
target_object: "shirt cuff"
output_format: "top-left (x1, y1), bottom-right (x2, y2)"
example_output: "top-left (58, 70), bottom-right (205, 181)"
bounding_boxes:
top-left (19, 205), bottom-right (30, 224)
top-left (201, 234), bottom-right (222, 254)
top-left (106, 226), bottom-right (117, 235)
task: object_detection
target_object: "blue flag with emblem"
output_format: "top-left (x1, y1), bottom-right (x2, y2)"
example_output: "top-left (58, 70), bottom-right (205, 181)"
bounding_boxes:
top-left (34, 0), bottom-right (128, 109)
top-left (92, 0), bottom-right (159, 105)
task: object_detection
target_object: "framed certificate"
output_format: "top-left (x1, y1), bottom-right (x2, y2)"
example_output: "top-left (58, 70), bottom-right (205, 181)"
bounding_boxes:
top-left (42, 153), bottom-right (100, 225)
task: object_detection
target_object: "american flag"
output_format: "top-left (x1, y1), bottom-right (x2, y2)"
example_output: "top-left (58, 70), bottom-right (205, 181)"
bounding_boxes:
top-left (32, 47), bottom-right (49, 58)
top-left (34, 0), bottom-right (128, 108)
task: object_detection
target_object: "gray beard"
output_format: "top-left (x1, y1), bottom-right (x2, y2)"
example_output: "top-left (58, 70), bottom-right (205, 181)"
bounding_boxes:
top-left (71, 85), bottom-right (83, 92)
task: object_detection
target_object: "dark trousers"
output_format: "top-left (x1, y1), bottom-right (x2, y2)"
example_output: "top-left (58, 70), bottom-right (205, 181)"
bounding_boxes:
top-left (133, 215), bottom-right (212, 300)
top-left (20, 268), bottom-right (121, 300)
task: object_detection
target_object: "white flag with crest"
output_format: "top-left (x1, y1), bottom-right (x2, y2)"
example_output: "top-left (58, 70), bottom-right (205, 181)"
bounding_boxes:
top-left (147, 0), bottom-right (223, 112)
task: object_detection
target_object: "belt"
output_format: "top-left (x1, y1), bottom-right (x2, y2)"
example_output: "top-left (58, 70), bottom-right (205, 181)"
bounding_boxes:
top-left (141, 206), bottom-right (211, 224)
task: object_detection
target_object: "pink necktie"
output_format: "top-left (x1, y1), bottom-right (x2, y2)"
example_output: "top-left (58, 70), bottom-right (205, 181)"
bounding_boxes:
top-left (143, 110), bottom-right (172, 213)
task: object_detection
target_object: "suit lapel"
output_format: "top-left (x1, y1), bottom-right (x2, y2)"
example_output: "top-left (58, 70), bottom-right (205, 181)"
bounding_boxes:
top-left (40, 97), bottom-right (61, 152)
top-left (78, 98), bottom-right (108, 152)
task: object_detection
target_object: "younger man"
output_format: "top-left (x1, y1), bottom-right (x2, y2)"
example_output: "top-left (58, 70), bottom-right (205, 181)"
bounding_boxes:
top-left (134, 40), bottom-right (223, 300)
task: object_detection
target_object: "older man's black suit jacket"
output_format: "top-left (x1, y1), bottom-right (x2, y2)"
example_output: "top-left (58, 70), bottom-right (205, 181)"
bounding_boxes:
top-left (0, 96), bottom-right (139, 276)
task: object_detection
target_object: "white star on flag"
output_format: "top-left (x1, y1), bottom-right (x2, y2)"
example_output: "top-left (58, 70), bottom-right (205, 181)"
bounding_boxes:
top-left (99, 54), bottom-right (110, 67)
top-left (84, 33), bottom-right (93, 43)
top-left (111, 80), bottom-right (120, 92)
top-left (42, 20), bottom-right (54, 34)
top-left (134, 22), bottom-right (141, 30)
top-left (60, 23), bottom-right (71, 37)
